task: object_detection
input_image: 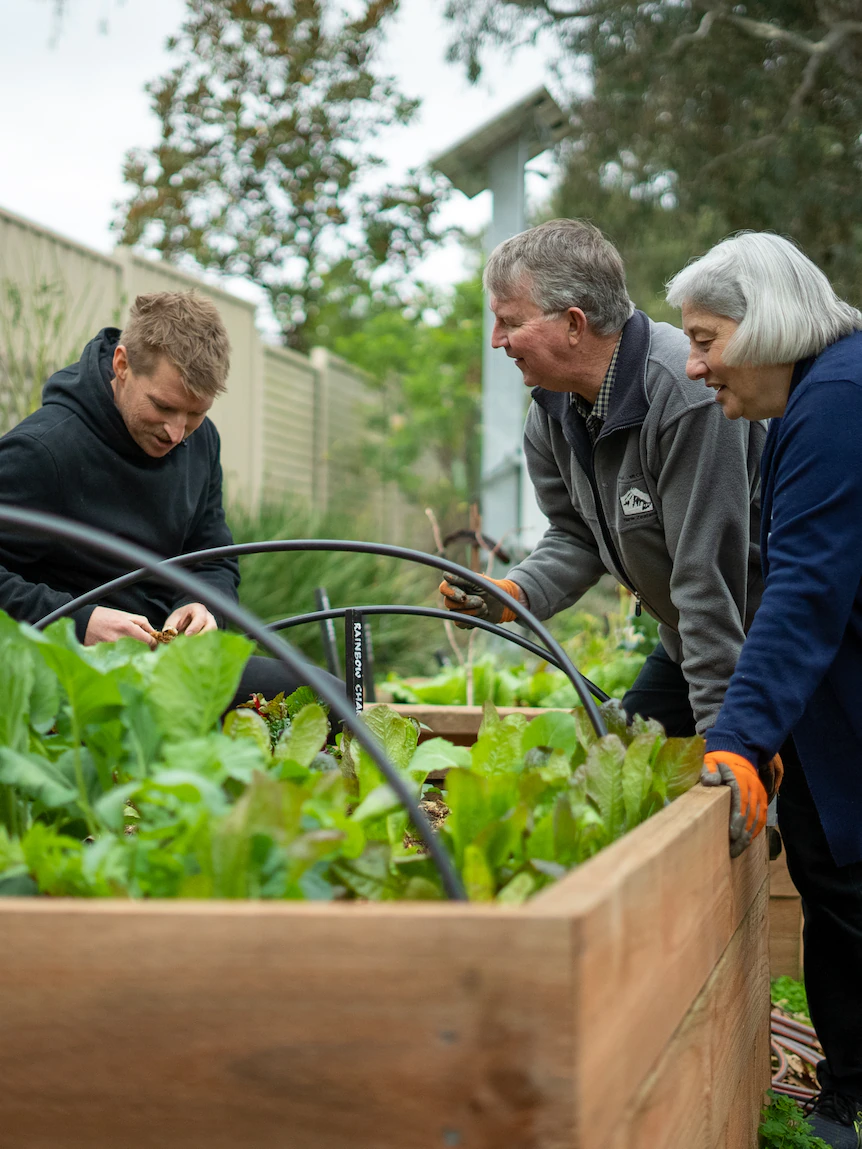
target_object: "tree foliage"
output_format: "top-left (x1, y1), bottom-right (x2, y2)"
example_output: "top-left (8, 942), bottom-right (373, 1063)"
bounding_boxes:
top-left (444, 0), bottom-right (862, 302)
top-left (331, 277), bottom-right (483, 529)
top-left (115, 0), bottom-right (449, 350)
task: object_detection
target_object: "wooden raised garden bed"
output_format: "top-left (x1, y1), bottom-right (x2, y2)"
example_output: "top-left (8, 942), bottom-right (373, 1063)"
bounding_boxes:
top-left (0, 784), bottom-right (770, 1149)
top-left (380, 701), bottom-right (797, 980)
top-left (370, 702), bottom-right (571, 746)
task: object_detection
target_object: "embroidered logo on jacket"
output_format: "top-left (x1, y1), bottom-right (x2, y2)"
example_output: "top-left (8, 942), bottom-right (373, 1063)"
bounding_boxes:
top-left (620, 487), bottom-right (654, 516)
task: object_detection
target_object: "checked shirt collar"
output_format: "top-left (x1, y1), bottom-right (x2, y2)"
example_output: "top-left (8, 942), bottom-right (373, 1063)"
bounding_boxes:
top-left (570, 336), bottom-right (622, 444)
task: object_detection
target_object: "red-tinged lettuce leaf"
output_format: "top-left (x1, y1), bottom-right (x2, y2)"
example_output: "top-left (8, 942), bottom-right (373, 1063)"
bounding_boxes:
top-left (630, 713), bottom-right (665, 741)
top-left (351, 706), bottom-right (420, 798)
top-left (622, 733), bottom-right (661, 829)
top-left (573, 706), bottom-right (599, 752)
top-left (598, 699), bottom-right (630, 743)
top-left (584, 734), bottom-right (627, 840)
top-left (223, 709), bottom-right (272, 757)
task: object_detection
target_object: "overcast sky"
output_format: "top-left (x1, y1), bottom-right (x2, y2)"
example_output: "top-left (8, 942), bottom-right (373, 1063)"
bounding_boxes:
top-left (0, 0), bottom-right (562, 291)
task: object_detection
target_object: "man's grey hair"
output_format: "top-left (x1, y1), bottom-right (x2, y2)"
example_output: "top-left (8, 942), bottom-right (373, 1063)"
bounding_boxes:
top-left (666, 232), bottom-right (862, 366)
top-left (483, 219), bottom-right (635, 336)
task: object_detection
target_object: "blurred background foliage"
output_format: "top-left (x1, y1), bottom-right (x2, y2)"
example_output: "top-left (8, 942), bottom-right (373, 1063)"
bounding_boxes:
top-left (22, 0), bottom-right (862, 687)
top-left (227, 498), bottom-right (443, 677)
top-left (108, 0), bottom-right (862, 536)
top-left (444, 0), bottom-right (862, 312)
top-left (114, 0), bottom-right (451, 353)
top-left (330, 275), bottom-right (483, 534)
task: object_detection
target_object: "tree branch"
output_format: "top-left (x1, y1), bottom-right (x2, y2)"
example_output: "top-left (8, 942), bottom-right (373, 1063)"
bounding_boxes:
top-left (699, 131), bottom-right (778, 177)
top-left (670, 8), bottom-right (721, 51)
top-left (782, 40), bottom-right (828, 124)
top-left (724, 13), bottom-right (827, 56)
top-left (505, 0), bottom-right (603, 22)
top-left (670, 6), bottom-right (862, 137)
top-left (672, 6), bottom-right (862, 60)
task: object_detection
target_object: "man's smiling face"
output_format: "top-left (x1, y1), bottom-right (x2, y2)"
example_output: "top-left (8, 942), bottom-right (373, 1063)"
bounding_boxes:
top-left (111, 345), bottom-right (212, 457)
top-left (489, 287), bottom-right (578, 392)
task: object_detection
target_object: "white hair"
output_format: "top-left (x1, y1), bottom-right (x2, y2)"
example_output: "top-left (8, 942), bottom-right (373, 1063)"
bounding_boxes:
top-left (666, 232), bottom-right (862, 366)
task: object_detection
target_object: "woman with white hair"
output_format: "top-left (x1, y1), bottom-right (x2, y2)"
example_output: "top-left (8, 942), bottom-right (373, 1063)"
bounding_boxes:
top-left (667, 233), bottom-right (862, 1148)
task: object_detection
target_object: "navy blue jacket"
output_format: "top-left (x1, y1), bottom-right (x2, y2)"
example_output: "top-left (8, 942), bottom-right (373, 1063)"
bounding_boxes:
top-left (706, 330), bottom-right (862, 866)
top-left (0, 328), bottom-right (239, 641)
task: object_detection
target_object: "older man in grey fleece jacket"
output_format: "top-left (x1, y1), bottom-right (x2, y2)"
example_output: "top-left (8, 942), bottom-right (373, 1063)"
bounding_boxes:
top-left (440, 219), bottom-right (765, 736)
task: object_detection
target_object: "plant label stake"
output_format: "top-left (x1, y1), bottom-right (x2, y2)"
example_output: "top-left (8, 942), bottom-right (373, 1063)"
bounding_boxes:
top-left (314, 586), bottom-right (341, 677)
top-left (362, 622), bottom-right (377, 703)
top-left (345, 609), bottom-right (364, 714)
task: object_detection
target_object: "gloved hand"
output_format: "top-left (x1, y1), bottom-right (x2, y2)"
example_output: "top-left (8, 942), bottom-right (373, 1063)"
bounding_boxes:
top-left (702, 751), bottom-right (769, 858)
top-left (763, 752), bottom-right (784, 800)
top-left (438, 571), bottom-right (522, 628)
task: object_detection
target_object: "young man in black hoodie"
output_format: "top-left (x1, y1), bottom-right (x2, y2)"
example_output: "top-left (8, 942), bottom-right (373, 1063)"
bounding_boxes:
top-left (0, 290), bottom-right (322, 705)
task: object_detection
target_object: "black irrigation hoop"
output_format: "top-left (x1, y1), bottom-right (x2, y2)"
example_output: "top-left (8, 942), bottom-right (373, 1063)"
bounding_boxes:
top-left (36, 539), bottom-right (608, 737)
top-left (264, 604), bottom-right (611, 706)
top-left (3, 506), bottom-right (466, 900)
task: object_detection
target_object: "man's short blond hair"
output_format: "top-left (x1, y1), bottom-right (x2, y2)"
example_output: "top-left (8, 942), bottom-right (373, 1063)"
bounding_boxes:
top-left (120, 292), bottom-right (231, 399)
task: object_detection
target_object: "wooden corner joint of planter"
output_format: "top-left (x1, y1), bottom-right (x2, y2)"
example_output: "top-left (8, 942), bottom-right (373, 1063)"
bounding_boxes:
top-left (523, 785), bottom-right (770, 1149)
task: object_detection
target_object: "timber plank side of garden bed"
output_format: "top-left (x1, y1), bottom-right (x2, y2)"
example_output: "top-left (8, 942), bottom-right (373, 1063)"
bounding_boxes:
top-left (367, 702), bottom-right (571, 745)
top-left (0, 787), bottom-right (769, 1149)
top-left (533, 784), bottom-right (769, 1149)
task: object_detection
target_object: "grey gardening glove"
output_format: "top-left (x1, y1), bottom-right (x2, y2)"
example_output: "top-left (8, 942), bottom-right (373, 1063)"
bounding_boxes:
top-left (438, 571), bottom-right (521, 629)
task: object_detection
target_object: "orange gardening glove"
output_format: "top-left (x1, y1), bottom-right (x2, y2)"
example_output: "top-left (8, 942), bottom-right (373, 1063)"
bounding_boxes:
top-left (764, 752), bottom-right (784, 800)
top-left (438, 571), bottom-right (522, 629)
top-left (702, 751), bottom-right (769, 858)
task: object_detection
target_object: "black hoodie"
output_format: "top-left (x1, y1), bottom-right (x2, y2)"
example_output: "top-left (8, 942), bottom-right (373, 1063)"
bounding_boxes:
top-left (0, 328), bottom-right (239, 640)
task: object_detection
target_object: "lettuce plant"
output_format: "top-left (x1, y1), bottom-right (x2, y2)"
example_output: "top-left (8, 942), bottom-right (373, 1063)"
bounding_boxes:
top-left (0, 612), bottom-right (702, 902)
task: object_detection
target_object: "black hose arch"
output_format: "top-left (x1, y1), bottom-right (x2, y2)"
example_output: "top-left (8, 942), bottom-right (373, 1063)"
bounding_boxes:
top-left (0, 506), bottom-right (466, 900)
top-left (35, 539), bottom-right (608, 737)
top-left (264, 604), bottom-right (611, 705)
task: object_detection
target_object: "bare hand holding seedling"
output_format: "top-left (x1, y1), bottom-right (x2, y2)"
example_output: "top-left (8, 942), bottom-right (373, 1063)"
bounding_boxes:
top-left (163, 602), bottom-right (217, 637)
top-left (85, 606), bottom-right (157, 647)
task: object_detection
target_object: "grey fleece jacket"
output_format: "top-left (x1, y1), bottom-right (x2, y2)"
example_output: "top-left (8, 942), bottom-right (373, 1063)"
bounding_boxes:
top-left (508, 309), bottom-right (765, 733)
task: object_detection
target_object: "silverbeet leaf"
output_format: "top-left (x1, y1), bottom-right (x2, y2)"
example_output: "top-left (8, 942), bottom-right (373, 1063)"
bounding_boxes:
top-left (521, 710), bottom-right (577, 758)
top-left (147, 631), bottom-right (255, 739)
top-left (0, 748), bottom-right (78, 809)
top-left (38, 642), bottom-right (125, 729)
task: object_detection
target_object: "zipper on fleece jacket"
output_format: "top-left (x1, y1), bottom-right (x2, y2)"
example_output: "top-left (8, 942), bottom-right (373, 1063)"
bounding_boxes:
top-left (587, 435), bottom-right (654, 622)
